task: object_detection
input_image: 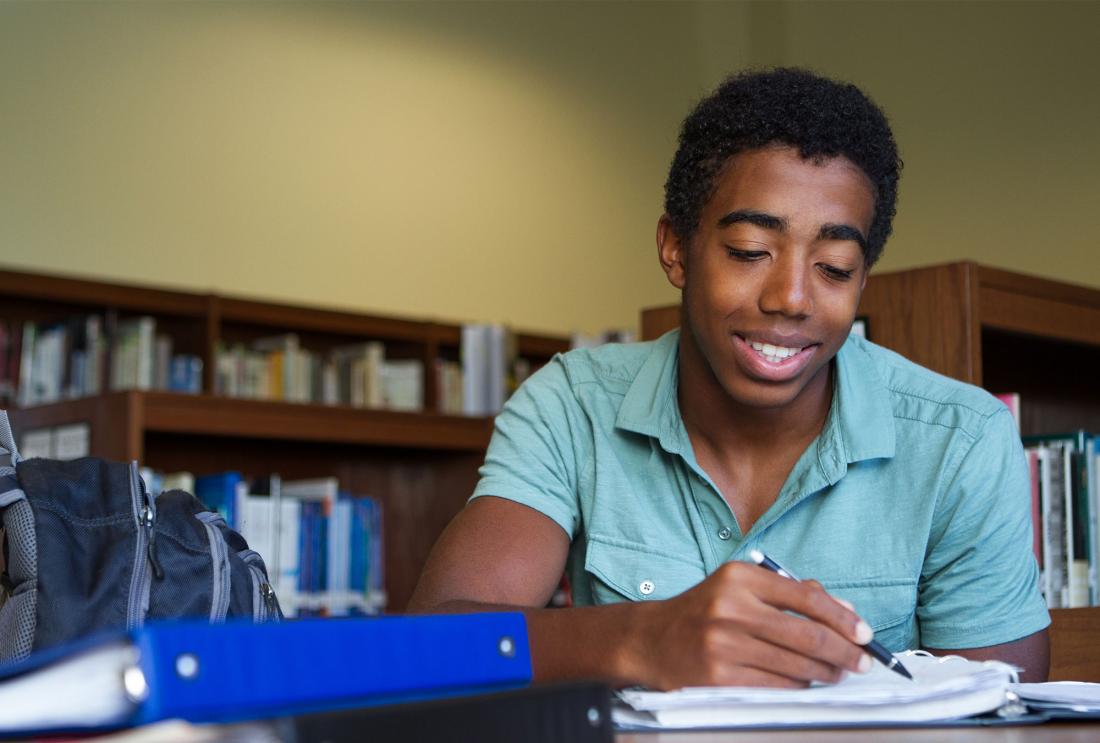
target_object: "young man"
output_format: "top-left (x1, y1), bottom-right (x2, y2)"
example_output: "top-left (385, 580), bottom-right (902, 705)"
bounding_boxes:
top-left (409, 69), bottom-right (1050, 687)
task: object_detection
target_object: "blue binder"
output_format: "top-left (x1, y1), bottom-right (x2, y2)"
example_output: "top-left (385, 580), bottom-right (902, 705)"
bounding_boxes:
top-left (0, 612), bottom-right (531, 735)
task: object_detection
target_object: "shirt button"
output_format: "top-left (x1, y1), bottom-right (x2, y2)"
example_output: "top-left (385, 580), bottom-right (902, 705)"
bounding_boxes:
top-left (718, 527), bottom-right (732, 540)
top-left (639, 580), bottom-right (655, 596)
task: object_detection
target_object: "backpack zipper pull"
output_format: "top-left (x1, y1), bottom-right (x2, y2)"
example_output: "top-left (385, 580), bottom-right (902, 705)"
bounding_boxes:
top-left (260, 582), bottom-right (279, 619)
top-left (143, 505), bottom-right (164, 580)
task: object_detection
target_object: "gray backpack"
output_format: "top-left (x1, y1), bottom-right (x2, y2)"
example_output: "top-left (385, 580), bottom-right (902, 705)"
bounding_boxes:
top-left (0, 411), bottom-right (280, 663)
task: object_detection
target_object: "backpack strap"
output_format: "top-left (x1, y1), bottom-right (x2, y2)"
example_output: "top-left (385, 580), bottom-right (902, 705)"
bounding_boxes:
top-left (0, 410), bottom-right (21, 477)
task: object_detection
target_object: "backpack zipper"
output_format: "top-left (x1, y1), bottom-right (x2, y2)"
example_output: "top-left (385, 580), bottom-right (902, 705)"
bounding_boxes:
top-left (126, 462), bottom-right (158, 630)
top-left (260, 580), bottom-right (280, 621)
top-left (195, 512), bottom-right (232, 622)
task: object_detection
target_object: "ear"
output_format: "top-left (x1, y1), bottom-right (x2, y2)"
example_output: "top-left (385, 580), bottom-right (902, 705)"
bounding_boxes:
top-left (657, 215), bottom-right (688, 290)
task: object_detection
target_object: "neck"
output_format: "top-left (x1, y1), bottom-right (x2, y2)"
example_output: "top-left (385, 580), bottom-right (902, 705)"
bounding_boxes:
top-left (676, 329), bottom-right (834, 456)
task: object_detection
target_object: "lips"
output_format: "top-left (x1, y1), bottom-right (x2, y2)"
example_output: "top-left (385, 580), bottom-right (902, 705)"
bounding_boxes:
top-left (732, 333), bottom-right (820, 383)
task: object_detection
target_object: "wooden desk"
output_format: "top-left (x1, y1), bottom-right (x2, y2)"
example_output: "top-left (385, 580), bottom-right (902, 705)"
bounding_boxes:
top-left (617, 722), bottom-right (1100, 742)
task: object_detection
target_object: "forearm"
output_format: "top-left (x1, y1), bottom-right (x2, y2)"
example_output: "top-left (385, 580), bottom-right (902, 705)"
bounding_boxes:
top-left (419, 599), bottom-right (647, 687)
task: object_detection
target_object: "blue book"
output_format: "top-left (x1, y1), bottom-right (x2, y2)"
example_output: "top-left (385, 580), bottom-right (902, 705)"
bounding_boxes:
top-left (194, 471), bottom-right (242, 529)
top-left (0, 613), bottom-right (531, 735)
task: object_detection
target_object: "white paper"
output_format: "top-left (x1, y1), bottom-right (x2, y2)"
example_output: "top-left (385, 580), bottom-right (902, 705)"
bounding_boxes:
top-left (614, 651), bottom-right (1018, 729)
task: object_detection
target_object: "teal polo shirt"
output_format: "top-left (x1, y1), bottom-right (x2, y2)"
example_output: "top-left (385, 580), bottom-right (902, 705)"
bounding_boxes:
top-left (471, 330), bottom-right (1050, 651)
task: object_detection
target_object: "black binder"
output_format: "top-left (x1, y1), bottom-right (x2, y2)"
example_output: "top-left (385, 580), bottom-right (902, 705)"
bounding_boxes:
top-left (275, 682), bottom-right (614, 743)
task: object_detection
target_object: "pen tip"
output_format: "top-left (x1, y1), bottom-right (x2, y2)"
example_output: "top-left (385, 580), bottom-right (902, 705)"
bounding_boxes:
top-left (749, 549), bottom-right (764, 563)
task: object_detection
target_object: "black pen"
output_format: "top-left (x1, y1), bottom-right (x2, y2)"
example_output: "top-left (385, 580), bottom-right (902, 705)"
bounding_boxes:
top-left (749, 549), bottom-right (913, 681)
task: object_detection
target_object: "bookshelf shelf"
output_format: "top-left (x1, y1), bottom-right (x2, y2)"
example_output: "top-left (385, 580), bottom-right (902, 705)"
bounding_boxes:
top-left (1, 266), bottom-right (569, 611)
top-left (11, 392), bottom-right (494, 456)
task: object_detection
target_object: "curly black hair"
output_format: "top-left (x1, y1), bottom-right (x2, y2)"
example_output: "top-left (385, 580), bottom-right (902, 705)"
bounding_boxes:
top-left (664, 68), bottom-right (902, 267)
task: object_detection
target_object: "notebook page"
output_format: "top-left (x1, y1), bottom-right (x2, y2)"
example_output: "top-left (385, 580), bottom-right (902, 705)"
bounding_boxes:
top-left (615, 651), bottom-right (1018, 728)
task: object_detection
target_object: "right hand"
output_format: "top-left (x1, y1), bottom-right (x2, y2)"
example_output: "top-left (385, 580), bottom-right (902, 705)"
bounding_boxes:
top-left (620, 561), bottom-right (874, 690)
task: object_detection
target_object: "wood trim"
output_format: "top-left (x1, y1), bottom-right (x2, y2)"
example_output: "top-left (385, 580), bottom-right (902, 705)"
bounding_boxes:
top-left (515, 332), bottom-right (570, 360)
top-left (138, 392), bottom-right (494, 451)
top-left (217, 296), bottom-right (432, 341)
top-left (641, 305), bottom-right (680, 341)
top-left (1049, 606), bottom-right (1100, 681)
top-left (0, 268), bottom-right (207, 317)
top-left (977, 285), bottom-right (1100, 348)
top-left (978, 264), bottom-right (1100, 310)
top-left (962, 261), bottom-right (983, 385)
top-left (6, 393), bottom-right (141, 461)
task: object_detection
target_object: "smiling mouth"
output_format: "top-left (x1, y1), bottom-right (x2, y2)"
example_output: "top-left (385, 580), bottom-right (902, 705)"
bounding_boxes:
top-left (739, 337), bottom-right (813, 365)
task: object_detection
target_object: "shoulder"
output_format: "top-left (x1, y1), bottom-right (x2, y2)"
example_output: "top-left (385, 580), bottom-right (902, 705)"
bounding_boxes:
top-left (525, 334), bottom-right (670, 400)
top-left (846, 336), bottom-right (1009, 440)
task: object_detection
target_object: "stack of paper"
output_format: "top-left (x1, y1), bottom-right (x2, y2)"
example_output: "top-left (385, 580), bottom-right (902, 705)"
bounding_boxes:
top-left (614, 652), bottom-right (1018, 729)
top-left (1012, 681), bottom-right (1100, 714)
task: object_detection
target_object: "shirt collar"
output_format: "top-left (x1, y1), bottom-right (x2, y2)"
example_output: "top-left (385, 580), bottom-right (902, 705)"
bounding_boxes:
top-left (615, 330), bottom-right (686, 455)
top-left (615, 329), bottom-right (896, 468)
top-left (830, 334), bottom-right (897, 464)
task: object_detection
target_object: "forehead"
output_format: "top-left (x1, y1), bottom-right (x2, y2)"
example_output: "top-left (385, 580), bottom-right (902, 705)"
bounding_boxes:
top-left (705, 146), bottom-right (876, 234)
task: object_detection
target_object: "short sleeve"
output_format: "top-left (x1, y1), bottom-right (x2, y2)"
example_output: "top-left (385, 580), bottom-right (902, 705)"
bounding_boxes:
top-left (918, 407), bottom-right (1051, 648)
top-left (470, 358), bottom-right (584, 538)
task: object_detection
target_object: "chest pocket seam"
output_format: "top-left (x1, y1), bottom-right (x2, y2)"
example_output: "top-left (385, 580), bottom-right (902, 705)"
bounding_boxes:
top-left (585, 534), bottom-right (706, 602)
top-left (820, 579), bottom-right (917, 633)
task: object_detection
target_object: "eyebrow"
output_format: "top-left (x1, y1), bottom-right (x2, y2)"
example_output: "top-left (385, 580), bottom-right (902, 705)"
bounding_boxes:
top-left (718, 209), bottom-right (867, 251)
top-left (818, 223), bottom-right (868, 252)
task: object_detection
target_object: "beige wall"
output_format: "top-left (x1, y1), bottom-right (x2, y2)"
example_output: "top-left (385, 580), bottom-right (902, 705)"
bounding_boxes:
top-left (1, 1), bottom-right (1096, 336)
top-left (697, 0), bottom-right (1100, 286)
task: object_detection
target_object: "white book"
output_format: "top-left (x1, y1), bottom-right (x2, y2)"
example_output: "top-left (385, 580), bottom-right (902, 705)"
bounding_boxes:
top-left (19, 429), bottom-right (52, 459)
top-left (162, 471), bottom-right (195, 493)
top-left (1037, 446), bottom-right (1064, 607)
top-left (615, 652), bottom-right (1018, 729)
top-left (135, 317), bottom-right (155, 391)
top-left (486, 324), bottom-right (507, 414)
top-left (153, 335), bottom-right (172, 391)
top-left (461, 324), bottom-right (488, 415)
top-left (16, 321), bottom-right (36, 407)
top-left (381, 360), bottom-right (423, 412)
top-left (53, 423), bottom-right (89, 460)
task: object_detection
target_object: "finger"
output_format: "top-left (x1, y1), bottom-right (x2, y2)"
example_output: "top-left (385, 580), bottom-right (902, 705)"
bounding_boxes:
top-left (716, 665), bottom-right (810, 689)
top-left (709, 630), bottom-right (850, 685)
top-left (750, 571), bottom-right (872, 646)
top-left (734, 598), bottom-right (870, 674)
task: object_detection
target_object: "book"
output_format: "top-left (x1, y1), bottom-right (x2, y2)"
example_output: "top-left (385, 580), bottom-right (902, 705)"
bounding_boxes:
top-left (1026, 432), bottom-right (1097, 605)
top-left (613, 652), bottom-right (1018, 729)
top-left (1012, 681), bottom-right (1100, 714)
top-left (194, 471), bottom-right (244, 528)
top-left (0, 613), bottom-right (531, 735)
top-left (993, 392), bottom-right (1021, 431)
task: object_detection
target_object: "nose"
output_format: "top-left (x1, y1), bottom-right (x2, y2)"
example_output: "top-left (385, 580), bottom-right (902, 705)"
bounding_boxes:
top-left (758, 258), bottom-right (813, 318)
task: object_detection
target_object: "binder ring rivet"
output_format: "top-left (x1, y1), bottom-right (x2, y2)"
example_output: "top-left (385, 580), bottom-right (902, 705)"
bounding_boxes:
top-left (123, 665), bottom-right (150, 703)
top-left (586, 707), bottom-right (602, 726)
top-left (175, 653), bottom-right (200, 680)
top-left (498, 636), bottom-right (515, 658)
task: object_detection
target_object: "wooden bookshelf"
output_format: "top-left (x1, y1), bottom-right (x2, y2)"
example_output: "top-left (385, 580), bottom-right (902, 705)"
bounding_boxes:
top-left (640, 262), bottom-right (1100, 680)
top-left (0, 266), bottom-right (569, 611)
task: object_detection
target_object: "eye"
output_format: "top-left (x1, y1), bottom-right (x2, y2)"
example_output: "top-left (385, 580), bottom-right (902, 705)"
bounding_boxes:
top-left (819, 264), bottom-right (855, 281)
top-left (726, 248), bottom-right (768, 262)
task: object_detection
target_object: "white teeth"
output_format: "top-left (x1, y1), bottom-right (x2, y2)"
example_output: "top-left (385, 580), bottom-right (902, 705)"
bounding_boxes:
top-left (749, 340), bottom-right (803, 362)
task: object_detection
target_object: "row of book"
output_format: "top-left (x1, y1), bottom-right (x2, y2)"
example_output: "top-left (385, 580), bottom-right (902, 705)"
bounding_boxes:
top-left (1024, 431), bottom-right (1099, 608)
top-left (140, 469), bottom-right (385, 617)
top-left (3, 315), bottom-right (203, 407)
top-left (214, 335), bottom-right (425, 411)
top-left (214, 325), bottom-right (533, 415)
top-left (994, 394), bottom-right (1099, 608)
top-left (5, 312), bottom-right (637, 416)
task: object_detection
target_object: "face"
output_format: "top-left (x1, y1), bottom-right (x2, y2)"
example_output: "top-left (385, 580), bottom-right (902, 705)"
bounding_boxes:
top-left (658, 145), bottom-right (875, 412)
